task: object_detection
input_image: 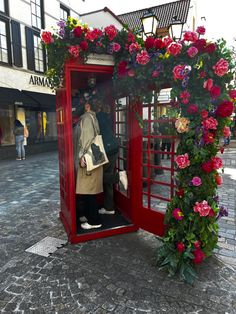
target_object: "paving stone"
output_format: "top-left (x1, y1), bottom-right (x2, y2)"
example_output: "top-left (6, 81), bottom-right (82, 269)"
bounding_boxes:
top-left (0, 151), bottom-right (236, 313)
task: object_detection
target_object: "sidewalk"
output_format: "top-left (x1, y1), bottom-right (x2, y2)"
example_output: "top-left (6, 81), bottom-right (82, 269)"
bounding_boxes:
top-left (0, 151), bottom-right (236, 313)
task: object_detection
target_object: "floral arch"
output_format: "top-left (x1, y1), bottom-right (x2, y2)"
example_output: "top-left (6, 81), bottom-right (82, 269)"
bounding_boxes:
top-left (42, 17), bottom-right (236, 283)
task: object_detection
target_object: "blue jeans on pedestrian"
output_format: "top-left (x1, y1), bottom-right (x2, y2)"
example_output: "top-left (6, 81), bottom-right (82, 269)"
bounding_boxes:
top-left (15, 135), bottom-right (25, 159)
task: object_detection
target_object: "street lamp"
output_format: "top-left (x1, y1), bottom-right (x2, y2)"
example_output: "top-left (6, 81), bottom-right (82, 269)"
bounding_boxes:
top-left (141, 9), bottom-right (159, 37)
top-left (168, 16), bottom-right (184, 41)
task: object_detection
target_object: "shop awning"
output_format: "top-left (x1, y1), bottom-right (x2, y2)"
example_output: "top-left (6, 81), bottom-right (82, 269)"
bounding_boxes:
top-left (22, 90), bottom-right (56, 110)
top-left (0, 87), bottom-right (56, 110)
top-left (0, 87), bottom-right (38, 106)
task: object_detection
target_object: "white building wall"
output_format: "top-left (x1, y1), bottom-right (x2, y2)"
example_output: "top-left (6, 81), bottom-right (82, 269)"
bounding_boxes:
top-left (81, 11), bottom-right (123, 29)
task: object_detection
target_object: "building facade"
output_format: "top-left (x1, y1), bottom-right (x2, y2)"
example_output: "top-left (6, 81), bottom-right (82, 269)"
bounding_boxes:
top-left (0, 0), bottom-right (82, 155)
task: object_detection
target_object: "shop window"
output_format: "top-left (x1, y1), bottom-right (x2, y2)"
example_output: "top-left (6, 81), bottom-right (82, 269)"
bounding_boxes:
top-left (0, 104), bottom-right (15, 146)
top-left (30, 0), bottom-right (44, 30)
top-left (25, 110), bottom-right (57, 143)
top-left (0, 17), bottom-right (11, 64)
top-left (60, 4), bottom-right (69, 20)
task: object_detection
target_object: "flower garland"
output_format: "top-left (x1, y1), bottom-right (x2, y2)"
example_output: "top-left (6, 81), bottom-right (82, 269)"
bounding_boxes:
top-left (41, 18), bottom-right (236, 283)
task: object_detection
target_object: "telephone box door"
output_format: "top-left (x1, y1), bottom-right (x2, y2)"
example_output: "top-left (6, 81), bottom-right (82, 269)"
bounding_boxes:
top-left (130, 100), bottom-right (176, 237)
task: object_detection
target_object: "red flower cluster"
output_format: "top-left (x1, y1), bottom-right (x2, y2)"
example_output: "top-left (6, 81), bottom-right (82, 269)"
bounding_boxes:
top-left (215, 101), bottom-right (234, 118)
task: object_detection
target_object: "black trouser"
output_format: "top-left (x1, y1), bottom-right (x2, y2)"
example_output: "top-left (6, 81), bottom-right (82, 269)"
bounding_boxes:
top-left (103, 152), bottom-right (119, 211)
top-left (78, 195), bottom-right (101, 225)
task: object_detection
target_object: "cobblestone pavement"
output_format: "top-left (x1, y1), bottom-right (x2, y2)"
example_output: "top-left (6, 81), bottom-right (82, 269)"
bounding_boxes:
top-left (0, 151), bottom-right (236, 313)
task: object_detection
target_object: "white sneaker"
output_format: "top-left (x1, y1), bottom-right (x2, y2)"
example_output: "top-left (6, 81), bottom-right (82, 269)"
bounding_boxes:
top-left (79, 216), bottom-right (87, 223)
top-left (119, 170), bottom-right (128, 190)
top-left (99, 208), bottom-right (115, 215)
top-left (81, 222), bottom-right (102, 230)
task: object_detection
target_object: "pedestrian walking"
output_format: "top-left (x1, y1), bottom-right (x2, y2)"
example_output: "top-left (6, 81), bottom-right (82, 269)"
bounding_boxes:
top-left (13, 119), bottom-right (25, 160)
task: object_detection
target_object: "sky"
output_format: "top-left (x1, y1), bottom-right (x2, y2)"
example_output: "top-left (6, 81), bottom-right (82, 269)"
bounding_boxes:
top-left (73, 0), bottom-right (236, 48)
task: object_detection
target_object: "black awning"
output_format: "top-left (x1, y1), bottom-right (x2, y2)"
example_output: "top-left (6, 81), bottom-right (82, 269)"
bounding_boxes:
top-left (0, 87), bottom-right (38, 106)
top-left (22, 90), bottom-right (56, 111)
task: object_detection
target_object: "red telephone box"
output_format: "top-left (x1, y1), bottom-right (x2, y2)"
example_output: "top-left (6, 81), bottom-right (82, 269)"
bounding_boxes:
top-left (56, 56), bottom-right (177, 243)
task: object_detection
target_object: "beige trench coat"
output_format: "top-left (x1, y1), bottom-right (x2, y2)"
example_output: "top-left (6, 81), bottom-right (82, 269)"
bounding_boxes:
top-left (74, 111), bottom-right (103, 195)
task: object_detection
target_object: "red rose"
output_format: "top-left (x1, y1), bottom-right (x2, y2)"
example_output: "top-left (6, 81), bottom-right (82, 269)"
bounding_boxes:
top-left (193, 38), bottom-right (206, 51)
top-left (145, 37), bottom-right (155, 50)
top-left (196, 26), bottom-right (206, 35)
top-left (167, 42), bottom-right (182, 56)
top-left (193, 249), bottom-right (205, 264)
top-left (194, 241), bottom-right (201, 249)
top-left (127, 32), bottom-right (135, 43)
top-left (210, 85), bottom-right (221, 99)
top-left (73, 26), bottom-right (83, 38)
top-left (117, 61), bottom-right (128, 76)
top-left (229, 90), bottom-right (236, 99)
top-left (136, 50), bottom-right (150, 65)
top-left (177, 242), bottom-right (185, 253)
top-left (200, 109), bottom-right (208, 119)
top-left (205, 43), bottom-right (217, 54)
top-left (215, 101), bottom-right (234, 118)
top-left (203, 132), bottom-right (215, 144)
top-left (79, 41), bottom-right (88, 51)
top-left (154, 38), bottom-right (165, 49)
top-left (187, 104), bottom-right (198, 114)
top-left (176, 188), bottom-right (185, 198)
top-left (202, 160), bottom-right (213, 173)
top-left (104, 25), bottom-right (117, 41)
top-left (41, 31), bottom-right (54, 45)
top-left (215, 174), bottom-right (223, 185)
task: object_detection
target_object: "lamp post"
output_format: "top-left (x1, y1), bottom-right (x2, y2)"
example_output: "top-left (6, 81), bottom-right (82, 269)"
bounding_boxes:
top-left (168, 16), bottom-right (184, 41)
top-left (141, 9), bottom-right (159, 37)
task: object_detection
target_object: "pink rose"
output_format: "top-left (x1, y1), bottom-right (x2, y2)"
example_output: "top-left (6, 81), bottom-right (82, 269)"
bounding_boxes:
top-left (163, 37), bottom-right (173, 47)
top-left (104, 25), bottom-right (117, 41)
top-left (200, 110), bottom-right (208, 119)
top-left (127, 69), bottom-right (135, 77)
top-left (152, 70), bottom-right (159, 78)
top-left (68, 45), bottom-right (80, 58)
top-left (229, 90), bottom-right (236, 99)
top-left (193, 200), bottom-right (212, 216)
top-left (223, 126), bottom-right (231, 137)
top-left (136, 50), bottom-right (150, 65)
top-left (213, 58), bottom-right (229, 77)
top-left (196, 26), bottom-right (206, 35)
top-left (183, 31), bottom-right (198, 42)
top-left (41, 31), bottom-right (54, 44)
top-left (191, 176), bottom-right (202, 186)
top-left (176, 153), bottom-right (190, 169)
top-left (202, 117), bottom-right (218, 130)
top-left (173, 65), bottom-right (185, 80)
top-left (187, 46), bottom-right (198, 58)
top-left (172, 208), bottom-right (184, 220)
top-left (203, 79), bottom-right (213, 91)
top-left (112, 42), bottom-right (121, 52)
top-left (129, 42), bottom-right (140, 54)
top-left (211, 156), bottom-right (223, 170)
top-left (167, 42), bottom-right (182, 56)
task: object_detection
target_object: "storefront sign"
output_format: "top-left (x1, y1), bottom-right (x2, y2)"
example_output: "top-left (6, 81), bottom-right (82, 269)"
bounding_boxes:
top-left (29, 75), bottom-right (51, 88)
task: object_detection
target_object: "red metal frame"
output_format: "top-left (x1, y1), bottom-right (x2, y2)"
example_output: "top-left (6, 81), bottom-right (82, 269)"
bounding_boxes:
top-left (56, 59), bottom-right (176, 243)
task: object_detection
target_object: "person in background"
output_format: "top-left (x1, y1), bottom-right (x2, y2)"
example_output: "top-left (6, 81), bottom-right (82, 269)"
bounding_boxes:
top-left (159, 115), bottom-right (172, 159)
top-left (73, 101), bottom-right (103, 230)
top-left (96, 101), bottom-right (128, 215)
top-left (13, 119), bottom-right (25, 160)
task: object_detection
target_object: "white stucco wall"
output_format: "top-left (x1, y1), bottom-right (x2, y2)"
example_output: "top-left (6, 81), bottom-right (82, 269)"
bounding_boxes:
top-left (81, 11), bottom-right (123, 29)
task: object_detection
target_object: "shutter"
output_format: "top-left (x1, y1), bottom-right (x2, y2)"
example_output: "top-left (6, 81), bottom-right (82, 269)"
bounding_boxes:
top-left (11, 20), bottom-right (23, 67)
top-left (25, 26), bottom-right (35, 71)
